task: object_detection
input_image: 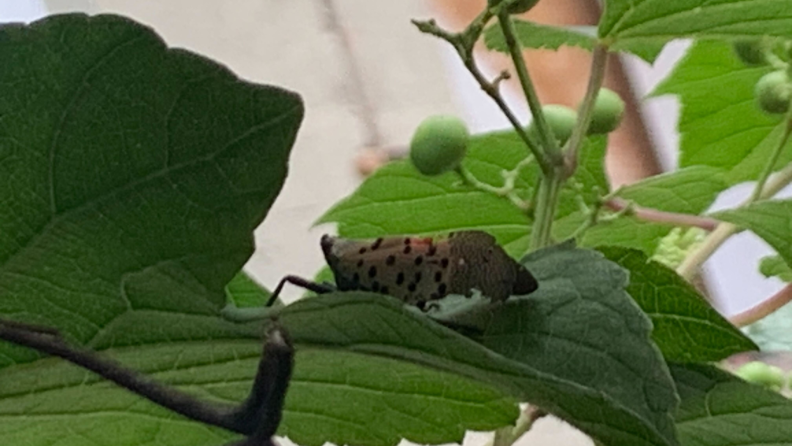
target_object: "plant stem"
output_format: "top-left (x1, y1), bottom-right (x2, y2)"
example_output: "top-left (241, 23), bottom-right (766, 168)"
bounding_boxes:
top-left (751, 117), bottom-right (792, 202)
top-left (455, 162), bottom-right (533, 210)
top-left (531, 169), bottom-right (563, 249)
top-left (605, 198), bottom-right (719, 231)
top-left (496, 12), bottom-right (562, 165)
top-left (677, 117), bottom-right (792, 281)
top-left (412, 19), bottom-right (552, 174)
top-left (565, 45), bottom-right (609, 177)
top-left (730, 283), bottom-right (792, 327)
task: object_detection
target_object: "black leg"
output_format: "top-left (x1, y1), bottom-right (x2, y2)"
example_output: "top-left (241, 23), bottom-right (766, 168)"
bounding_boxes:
top-left (265, 275), bottom-right (336, 307)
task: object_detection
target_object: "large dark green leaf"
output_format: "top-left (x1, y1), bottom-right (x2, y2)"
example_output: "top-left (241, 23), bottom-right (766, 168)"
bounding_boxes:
top-left (409, 242), bottom-right (680, 446)
top-left (0, 330), bottom-right (519, 446)
top-left (599, 247), bottom-right (757, 362)
top-left (483, 243), bottom-right (679, 446)
top-left (0, 13), bottom-right (522, 446)
top-left (671, 362), bottom-right (792, 446)
top-left (278, 289), bottom-right (678, 446)
top-left (0, 13), bottom-right (303, 365)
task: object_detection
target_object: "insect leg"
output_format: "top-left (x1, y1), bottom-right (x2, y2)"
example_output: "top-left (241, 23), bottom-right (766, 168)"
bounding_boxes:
top-left (265, 275), bottom-right (336, 307)
top-left (223, 275), bottom-right (336, 323)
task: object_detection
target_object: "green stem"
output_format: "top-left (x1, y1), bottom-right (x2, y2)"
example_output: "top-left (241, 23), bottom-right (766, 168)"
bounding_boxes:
top-left (677, 115), bottom-right (792, 281)
top-left (497, 12), bottom-right (563, 165)
top-left (564, 45), bottom-right (609, 177)
top-left (751, 117), bottom-right (792, 202)
top-left (531, 168), bottom-right (563, 249)
top-left (412, 18), bottom-right (552, 174)
top-left (455, 159), bottom-right (533, 211)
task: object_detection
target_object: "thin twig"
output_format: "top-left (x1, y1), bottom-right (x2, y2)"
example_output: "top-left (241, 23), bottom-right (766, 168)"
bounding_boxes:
top-left (564, 45), bottom-right (609, 177)
top-left (412, 18), bottom-right (551, 174)
top-left (496, 12), bottom-right (562, 164)
top-left (730, 283), bottom-right (792, 327)
top-left (454, 157), bottom-right (534, 211)
top-left (605, 198), bottom-right (719, 231)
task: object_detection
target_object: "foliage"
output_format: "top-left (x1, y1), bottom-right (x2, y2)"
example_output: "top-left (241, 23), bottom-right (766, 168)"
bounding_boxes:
top-left (3, 1), bottom-right (792, 446)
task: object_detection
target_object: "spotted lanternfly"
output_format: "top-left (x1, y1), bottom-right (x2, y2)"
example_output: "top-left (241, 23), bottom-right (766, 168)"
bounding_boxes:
top-left (320, 230), bottom-right (538, 308)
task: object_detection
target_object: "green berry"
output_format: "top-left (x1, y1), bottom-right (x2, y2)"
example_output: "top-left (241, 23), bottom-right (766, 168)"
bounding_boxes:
top-left (735, 361), bottom-right (785, 390)
top-left (409, 115), bottom-right (469, 176)
top-left (733, 39), bottom-right (768, 66)
top-left (585, 88), bottom-right (625, 135)
top-left (755, 70), bottom-right (792, 115)
top-left (528, 105), bottom-right (577, 145)
top-left (488, 0), bottom-right (541, 14)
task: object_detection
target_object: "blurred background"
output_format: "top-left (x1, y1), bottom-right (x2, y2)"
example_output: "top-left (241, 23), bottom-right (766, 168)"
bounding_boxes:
top-left (3, 1), bottom-right (791, 444)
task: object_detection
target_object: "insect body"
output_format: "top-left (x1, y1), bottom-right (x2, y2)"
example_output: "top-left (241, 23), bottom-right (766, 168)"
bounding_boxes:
top-left (321, 231), bottom-right (538, 307)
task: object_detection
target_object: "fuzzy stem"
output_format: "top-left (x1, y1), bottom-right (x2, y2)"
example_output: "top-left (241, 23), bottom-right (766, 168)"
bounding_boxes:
top-left (496, 12), bottom-right (562, 165)
top-left (565, 45), bottom-right (609, 177)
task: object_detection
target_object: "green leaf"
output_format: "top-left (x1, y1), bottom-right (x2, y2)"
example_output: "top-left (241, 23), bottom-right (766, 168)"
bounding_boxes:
top-left (0, 13), bottom-right (302, 363)
top-left (670, 362), bottom-right (792, 446)
top-left (225, 272), bottom-right (271, 308)
top-left (714, 199), bottom-right (792, 268)
top-left (599, 247), bottom-right (757, 362)
top-left (278, 290), bottom-right (678, 446)
top-left (652, 40), bottom-right (792, 185)
top-left (600, 0), bottom-right (792, 61)
top-left (559, 166), bottom-right (727, 254)
top-left (318, 130), bottom-right (607, 258)
top-left (483, 21), bottom-right (596, 52)
top-left (482, 242), bottom-right (679, 446)
top-left (760, 255), bottom-right (792, 282)
top-left (0, 285), bottom-right (680, 446)
top-left (318, 130), bottom-right (533, 257)
top-left (0, 334), bottom-right (519, 446)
